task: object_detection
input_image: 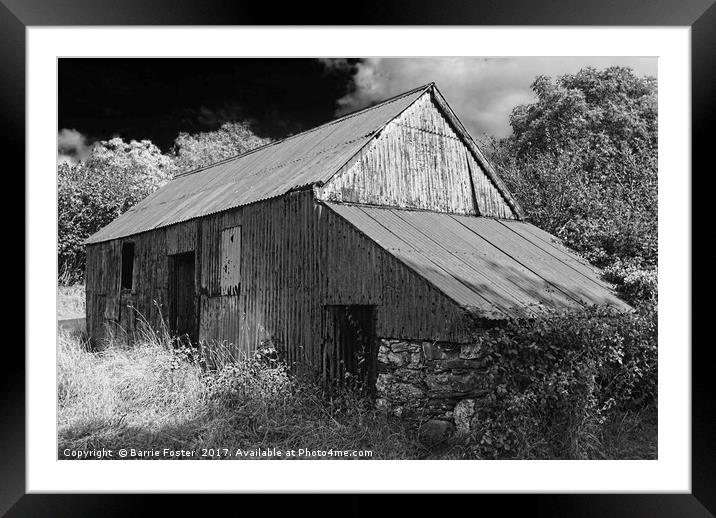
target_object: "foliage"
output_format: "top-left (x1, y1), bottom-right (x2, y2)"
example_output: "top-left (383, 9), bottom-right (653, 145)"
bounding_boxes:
top-left (464, 306), bottom-right (657, 459)
top-left (481, 67), bottom-right (658, 305)
top-left (602, 258), bottom-right (658, 307)
top-left (58, 122), bottom-right (269, 282)
top-left (509, 68), bottom-right (657, 164)
top-left (58, 138), bottom-right (176, 279)
top-left (204, 358), bottom-right (294, 407)
top-left (57, 283), bottom-right (86, 319)
top-left (172, 121), bottom-right (271, 173)
top-left (57, 311), bottom-right (420, 460)
top-left (55, 287), bottom-right (656, 460)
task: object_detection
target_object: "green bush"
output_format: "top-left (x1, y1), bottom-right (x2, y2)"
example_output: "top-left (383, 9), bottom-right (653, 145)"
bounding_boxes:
top-left (465, 306), bottom-right (657, 459)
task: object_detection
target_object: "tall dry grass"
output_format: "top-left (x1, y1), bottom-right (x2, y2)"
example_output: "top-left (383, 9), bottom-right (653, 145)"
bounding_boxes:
top-left (56, 295), bottom-right (656, 460)
top-left (57, 284), bottom-right (86, 320)
top-left (57, 315), bottom-right (423, 459)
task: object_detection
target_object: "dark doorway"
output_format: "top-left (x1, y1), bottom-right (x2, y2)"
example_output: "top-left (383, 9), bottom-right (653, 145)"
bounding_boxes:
top-left (121, 242), bottom-right (135, 290)
top-left (325, 305), bottom-right (377, 394)
top-left (168, 252), bottom-right (197, 344)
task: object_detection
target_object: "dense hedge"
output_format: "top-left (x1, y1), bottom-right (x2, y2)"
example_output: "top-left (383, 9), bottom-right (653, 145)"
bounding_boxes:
top-left (465, 306), bottom-right (657, 459)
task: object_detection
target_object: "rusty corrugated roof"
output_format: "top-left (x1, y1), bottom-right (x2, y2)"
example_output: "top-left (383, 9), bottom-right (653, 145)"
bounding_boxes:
top-left (86, 84), bottom-right (431, 244)
top-left (326, 203), bottom-right (631, 318)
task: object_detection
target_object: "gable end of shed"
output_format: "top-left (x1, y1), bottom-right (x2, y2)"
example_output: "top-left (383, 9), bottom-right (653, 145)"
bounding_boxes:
top-left (317, 85), bottom-right (522, 219)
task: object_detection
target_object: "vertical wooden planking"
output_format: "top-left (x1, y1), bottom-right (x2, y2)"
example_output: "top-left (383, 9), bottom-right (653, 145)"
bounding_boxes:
top-left (320, 204), bottom-right (471, 344)
top-left (219, 225), bottom-right (241, 296)
top-left (319, 92), bottom-right (515, 220)
top-left (86, 189), bottom-right (474, 374)
top-left (465, 152), bottom-right (514, 219)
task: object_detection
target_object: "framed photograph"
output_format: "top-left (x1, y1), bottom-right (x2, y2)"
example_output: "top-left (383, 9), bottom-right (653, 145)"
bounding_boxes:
top-left (7, 0), bottom-right (710, 514)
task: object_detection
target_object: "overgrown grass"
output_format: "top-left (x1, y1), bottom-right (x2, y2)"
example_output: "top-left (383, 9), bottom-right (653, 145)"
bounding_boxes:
top-left (57, 321), bottom-right (424, 459)
top-left (597, 407), bottom-right (657, 460)
top-left (57, 290), bottom-right (656, 460)
top-left (57, 283), bottom-right (85, 320)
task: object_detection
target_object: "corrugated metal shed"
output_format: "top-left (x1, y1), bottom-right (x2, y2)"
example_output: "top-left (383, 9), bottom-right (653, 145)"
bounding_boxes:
top-left (326, 203), bottom-right (630, 318)
top-left (86, 85), bottom-right (430, 244)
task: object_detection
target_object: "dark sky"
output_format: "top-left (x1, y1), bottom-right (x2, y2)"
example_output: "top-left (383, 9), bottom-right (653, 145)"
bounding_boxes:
top-left (58, 58), bottom-right (359, 151)
top-left (58, 57), bottom-right (656, 162)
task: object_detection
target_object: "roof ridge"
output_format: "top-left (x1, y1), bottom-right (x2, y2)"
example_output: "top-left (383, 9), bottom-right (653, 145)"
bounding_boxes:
top-left (173, 82), bottom-right (434, 179)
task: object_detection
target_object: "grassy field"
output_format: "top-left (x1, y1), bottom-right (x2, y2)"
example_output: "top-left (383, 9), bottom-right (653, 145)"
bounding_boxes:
top-left (57, 283), bottom-right (86, 320)
top-left (57, 286), bottom-right (656, 460)
top-left (58, 328), bottom-right (427, 459)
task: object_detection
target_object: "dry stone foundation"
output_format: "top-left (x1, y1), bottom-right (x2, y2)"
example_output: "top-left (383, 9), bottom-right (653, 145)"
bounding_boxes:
top-left (375, 338), bottom-right (492, 440)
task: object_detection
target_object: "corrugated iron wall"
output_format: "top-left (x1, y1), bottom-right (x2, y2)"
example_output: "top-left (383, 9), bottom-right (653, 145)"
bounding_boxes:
top-left (86, 190), bottom-right (472, 377)
top-left (318, 93), bottom-right (515, 219)
top-left (86, 229), bottom-right (172, 341)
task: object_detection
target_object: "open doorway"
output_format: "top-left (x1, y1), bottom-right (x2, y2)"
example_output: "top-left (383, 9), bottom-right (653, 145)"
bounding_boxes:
top-left (325, 305), bottom-right (377, 394)
top-left (168, 252), bottom-right (197, 345)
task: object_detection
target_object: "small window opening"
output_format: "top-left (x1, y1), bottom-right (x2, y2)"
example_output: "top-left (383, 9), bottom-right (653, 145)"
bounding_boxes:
top-left (121, 242), bottom-right (135, 290)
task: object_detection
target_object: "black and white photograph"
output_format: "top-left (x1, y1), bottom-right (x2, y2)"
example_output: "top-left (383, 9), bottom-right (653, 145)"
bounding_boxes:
top-left (4, 2), bottom-right (707, 509)
top-left (56, 56), bottom-right (659, 461)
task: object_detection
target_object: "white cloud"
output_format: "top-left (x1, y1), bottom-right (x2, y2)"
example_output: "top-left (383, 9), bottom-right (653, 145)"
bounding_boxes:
top-left (57, 128), bottom-right (93, 165)
top-left (335, 57), bottom-right (658, 138)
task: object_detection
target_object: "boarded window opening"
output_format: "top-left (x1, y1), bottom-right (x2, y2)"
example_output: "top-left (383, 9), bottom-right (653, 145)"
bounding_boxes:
top-left (121, 242), bottom-right (135, 290)
top-left (220, 225), bottom-right (241, 296)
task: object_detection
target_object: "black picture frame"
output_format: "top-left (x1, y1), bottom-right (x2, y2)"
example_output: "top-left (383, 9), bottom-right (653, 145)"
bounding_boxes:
top-left (5, 0), bottom-right (710, 515)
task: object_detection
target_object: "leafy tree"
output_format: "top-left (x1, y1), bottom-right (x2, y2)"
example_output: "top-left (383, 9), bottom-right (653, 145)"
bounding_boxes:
top-left (483, 67), bottom-right (658, 305)
top-left (58, 122), bottom-right (270, 282)
top-left (58, 138), bottom-right (176, 281)
top-left (509, 68), bottom-right (657, 162)
top-left (172, 121), bottom-right (271, 173)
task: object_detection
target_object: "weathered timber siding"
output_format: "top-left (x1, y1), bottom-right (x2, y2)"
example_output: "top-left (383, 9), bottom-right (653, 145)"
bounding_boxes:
top-left (166, 222), bottom-right (196, 255)
top-left (86, 239), bottom-right (120, 339)
top-left (86, 87), bottom-right (429, 245)
top-left (86, 191), bottom-right (473, 377)
top-left (318, 93), bottom-right (515, 219)
top-left (86, 229), bottom-right (175, 341)
top-left (318, 200), bottom-right (473, 380)
top-left (219, 226), bottom-right (241, 296)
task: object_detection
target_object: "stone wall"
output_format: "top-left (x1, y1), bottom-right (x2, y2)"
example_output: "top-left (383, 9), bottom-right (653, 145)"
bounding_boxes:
top-left (375, 338), bottom-right (491, 441)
